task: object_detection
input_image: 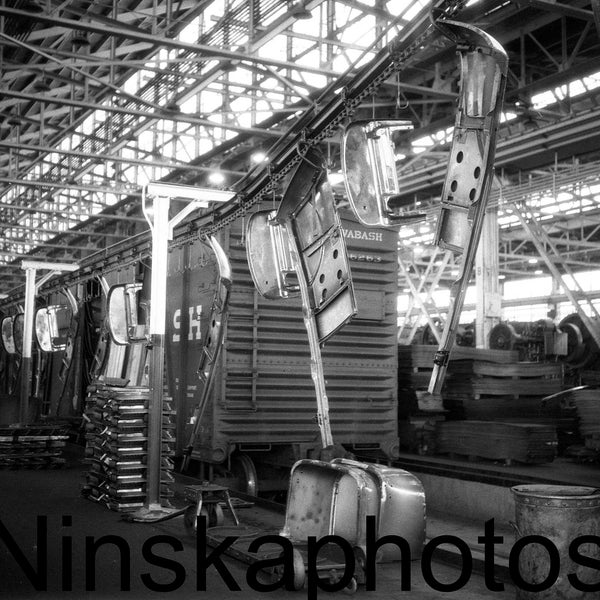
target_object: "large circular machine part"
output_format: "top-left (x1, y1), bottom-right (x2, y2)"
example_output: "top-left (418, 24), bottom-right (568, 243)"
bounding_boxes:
top-left (489, 322), bottom-right (520, 351)
top-left (558, 313), bottom-right (599, 369)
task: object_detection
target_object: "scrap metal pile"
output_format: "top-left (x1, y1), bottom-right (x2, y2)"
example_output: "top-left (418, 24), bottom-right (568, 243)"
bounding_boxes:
top-left (0, 424), bottom-right (68, 469)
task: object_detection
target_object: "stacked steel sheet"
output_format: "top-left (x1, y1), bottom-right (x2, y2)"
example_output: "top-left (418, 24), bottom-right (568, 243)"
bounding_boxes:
top-left (444, 358), bottom-right (564, 421)
top-left (562, 388), bottom-right (600, 450)
top-left (398, 345), bottom-right (442, 392)
top-left (396, 345), bottom-right (518, 453)
top-left (0, 425), bottom-right (68, 469)
top-left (398, 345), bottom-right (520, 392)
top-left (82, 384), bottom-right (175, 511)
top-left (436, 420), bottom-right (558, 464)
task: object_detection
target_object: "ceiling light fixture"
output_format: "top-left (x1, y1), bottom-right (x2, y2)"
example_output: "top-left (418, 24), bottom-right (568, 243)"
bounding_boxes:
top-left (327, 171), bottom-right (344, 185)
top-left (251, 151), bottom-right (268, 164)
top-left (208, 172), bottom-right (225, 185)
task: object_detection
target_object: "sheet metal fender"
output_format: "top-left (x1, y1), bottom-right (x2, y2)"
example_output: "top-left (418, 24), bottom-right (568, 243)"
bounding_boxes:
top-left (332, 458), bottom-right (426, 561)
top-left (341, 119), bottom-right (425, 227)
top-left (281, 459), bottom-right (380, 548)
top-left (246, 209), bottom-right (298, 300)
top-left (1, 314), bottom-right (18, 355)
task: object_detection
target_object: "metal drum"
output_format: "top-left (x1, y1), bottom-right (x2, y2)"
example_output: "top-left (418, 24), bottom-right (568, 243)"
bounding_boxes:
top-left (511, 485), bottom-right (600, 599)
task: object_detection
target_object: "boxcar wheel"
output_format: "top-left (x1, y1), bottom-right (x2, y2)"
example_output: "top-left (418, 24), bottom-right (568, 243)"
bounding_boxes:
top-left (230, 453), bottom-right (258, 496)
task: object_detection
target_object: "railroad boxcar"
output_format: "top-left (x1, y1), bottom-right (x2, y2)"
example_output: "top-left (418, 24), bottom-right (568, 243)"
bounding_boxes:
top-left (166, 206), bottom-right (399, 494)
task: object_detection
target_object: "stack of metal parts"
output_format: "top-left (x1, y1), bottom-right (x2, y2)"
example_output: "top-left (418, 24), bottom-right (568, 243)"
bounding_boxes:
top-left (398, 345), bottom-right (520, 393)
top-left (435, 420), bottom-right (558, 465)
top-left (82, 384), bottom-right (175, 511)
top-left (443, 357), bottom-right (564, 421)
top-left (0, 425), bottom-right (69, 469)
top-left (562, 388), bottom-right (600, 451)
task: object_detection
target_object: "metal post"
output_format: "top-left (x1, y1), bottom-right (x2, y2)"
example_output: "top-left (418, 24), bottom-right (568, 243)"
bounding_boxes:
top-left (19, 266), bottom-right (36, 424)
top-left (130, 183), bottom-right (233, 522)
top-left (19, 260), bottom-right (79, 425)
top-left (145, 195), bottom-right (170, 509)
top-left (475, 208), bottom-right (501, 348)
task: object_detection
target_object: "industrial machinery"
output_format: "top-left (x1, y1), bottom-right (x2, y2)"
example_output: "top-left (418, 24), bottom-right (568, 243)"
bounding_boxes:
top-left (489, 314), bottom-right (600, 369)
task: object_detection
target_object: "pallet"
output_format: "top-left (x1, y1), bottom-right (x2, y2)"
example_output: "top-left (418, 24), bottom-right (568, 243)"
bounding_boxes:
top-left (448, 361), bottom-right (563, 378)
top-left (562, 388), bottom-right (600, 437)
top-left (0, 425), bottom-right (69, 470)
top-left (435, 420), bottom-right (557, 465)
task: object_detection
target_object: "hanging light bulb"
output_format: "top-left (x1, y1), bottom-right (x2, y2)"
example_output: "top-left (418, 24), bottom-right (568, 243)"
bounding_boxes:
top-left (208, 172), bottom-right (225, 185)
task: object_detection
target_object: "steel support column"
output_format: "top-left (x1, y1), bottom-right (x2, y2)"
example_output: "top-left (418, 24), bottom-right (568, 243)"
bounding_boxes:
top-left (131, 183), bottom-right (232, 521)
top-left (19, 260), bottom-right (79, 424)
top-left (475, 208), bottom-right (501, 348)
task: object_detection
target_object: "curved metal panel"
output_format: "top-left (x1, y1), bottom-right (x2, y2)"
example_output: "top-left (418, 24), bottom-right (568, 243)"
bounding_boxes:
top-left (342, 119), bottom-right (424, 227)
top-left (1, 315), bottom-right (17, 355)
top-left (246, 210), bottom-right (298, 300)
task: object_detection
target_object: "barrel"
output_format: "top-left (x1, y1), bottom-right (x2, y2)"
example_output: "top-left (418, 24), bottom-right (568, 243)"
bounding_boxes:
top-left (511, 485), bottom-right (600, 599)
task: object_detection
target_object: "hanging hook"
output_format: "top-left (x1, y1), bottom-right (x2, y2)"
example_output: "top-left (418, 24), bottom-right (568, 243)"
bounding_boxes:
top-left (395, 72), bottom-right (409, 114)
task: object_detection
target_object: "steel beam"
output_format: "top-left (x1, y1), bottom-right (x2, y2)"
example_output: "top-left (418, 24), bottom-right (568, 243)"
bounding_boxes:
top-left (0, 177), bottom-right (140, 197)
top-left (0, 224), bottom-right (126, 239)
top-left (0, 239), bottom-right (101, 252)
top-left (0, 6), bottom-right (341, 78)
top-left (0, 89), bottom-right (284, 138)
top-left (0, 201), bottom-right (146, 222)
top-left (0, 141), bottom-right (245, 176)
top-left (523, 0), bottom-right (595, 21)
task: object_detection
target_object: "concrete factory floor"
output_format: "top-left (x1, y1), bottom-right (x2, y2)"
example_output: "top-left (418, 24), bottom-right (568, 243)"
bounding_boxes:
top-left (0, 444), bottom-right (524, 600)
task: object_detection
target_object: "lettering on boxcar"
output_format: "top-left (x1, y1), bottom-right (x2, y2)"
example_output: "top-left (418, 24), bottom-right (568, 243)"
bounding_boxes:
top-left (172, 306), bottom-right (203, 342)
top-left (342, 228), bottom-right (383, 242)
